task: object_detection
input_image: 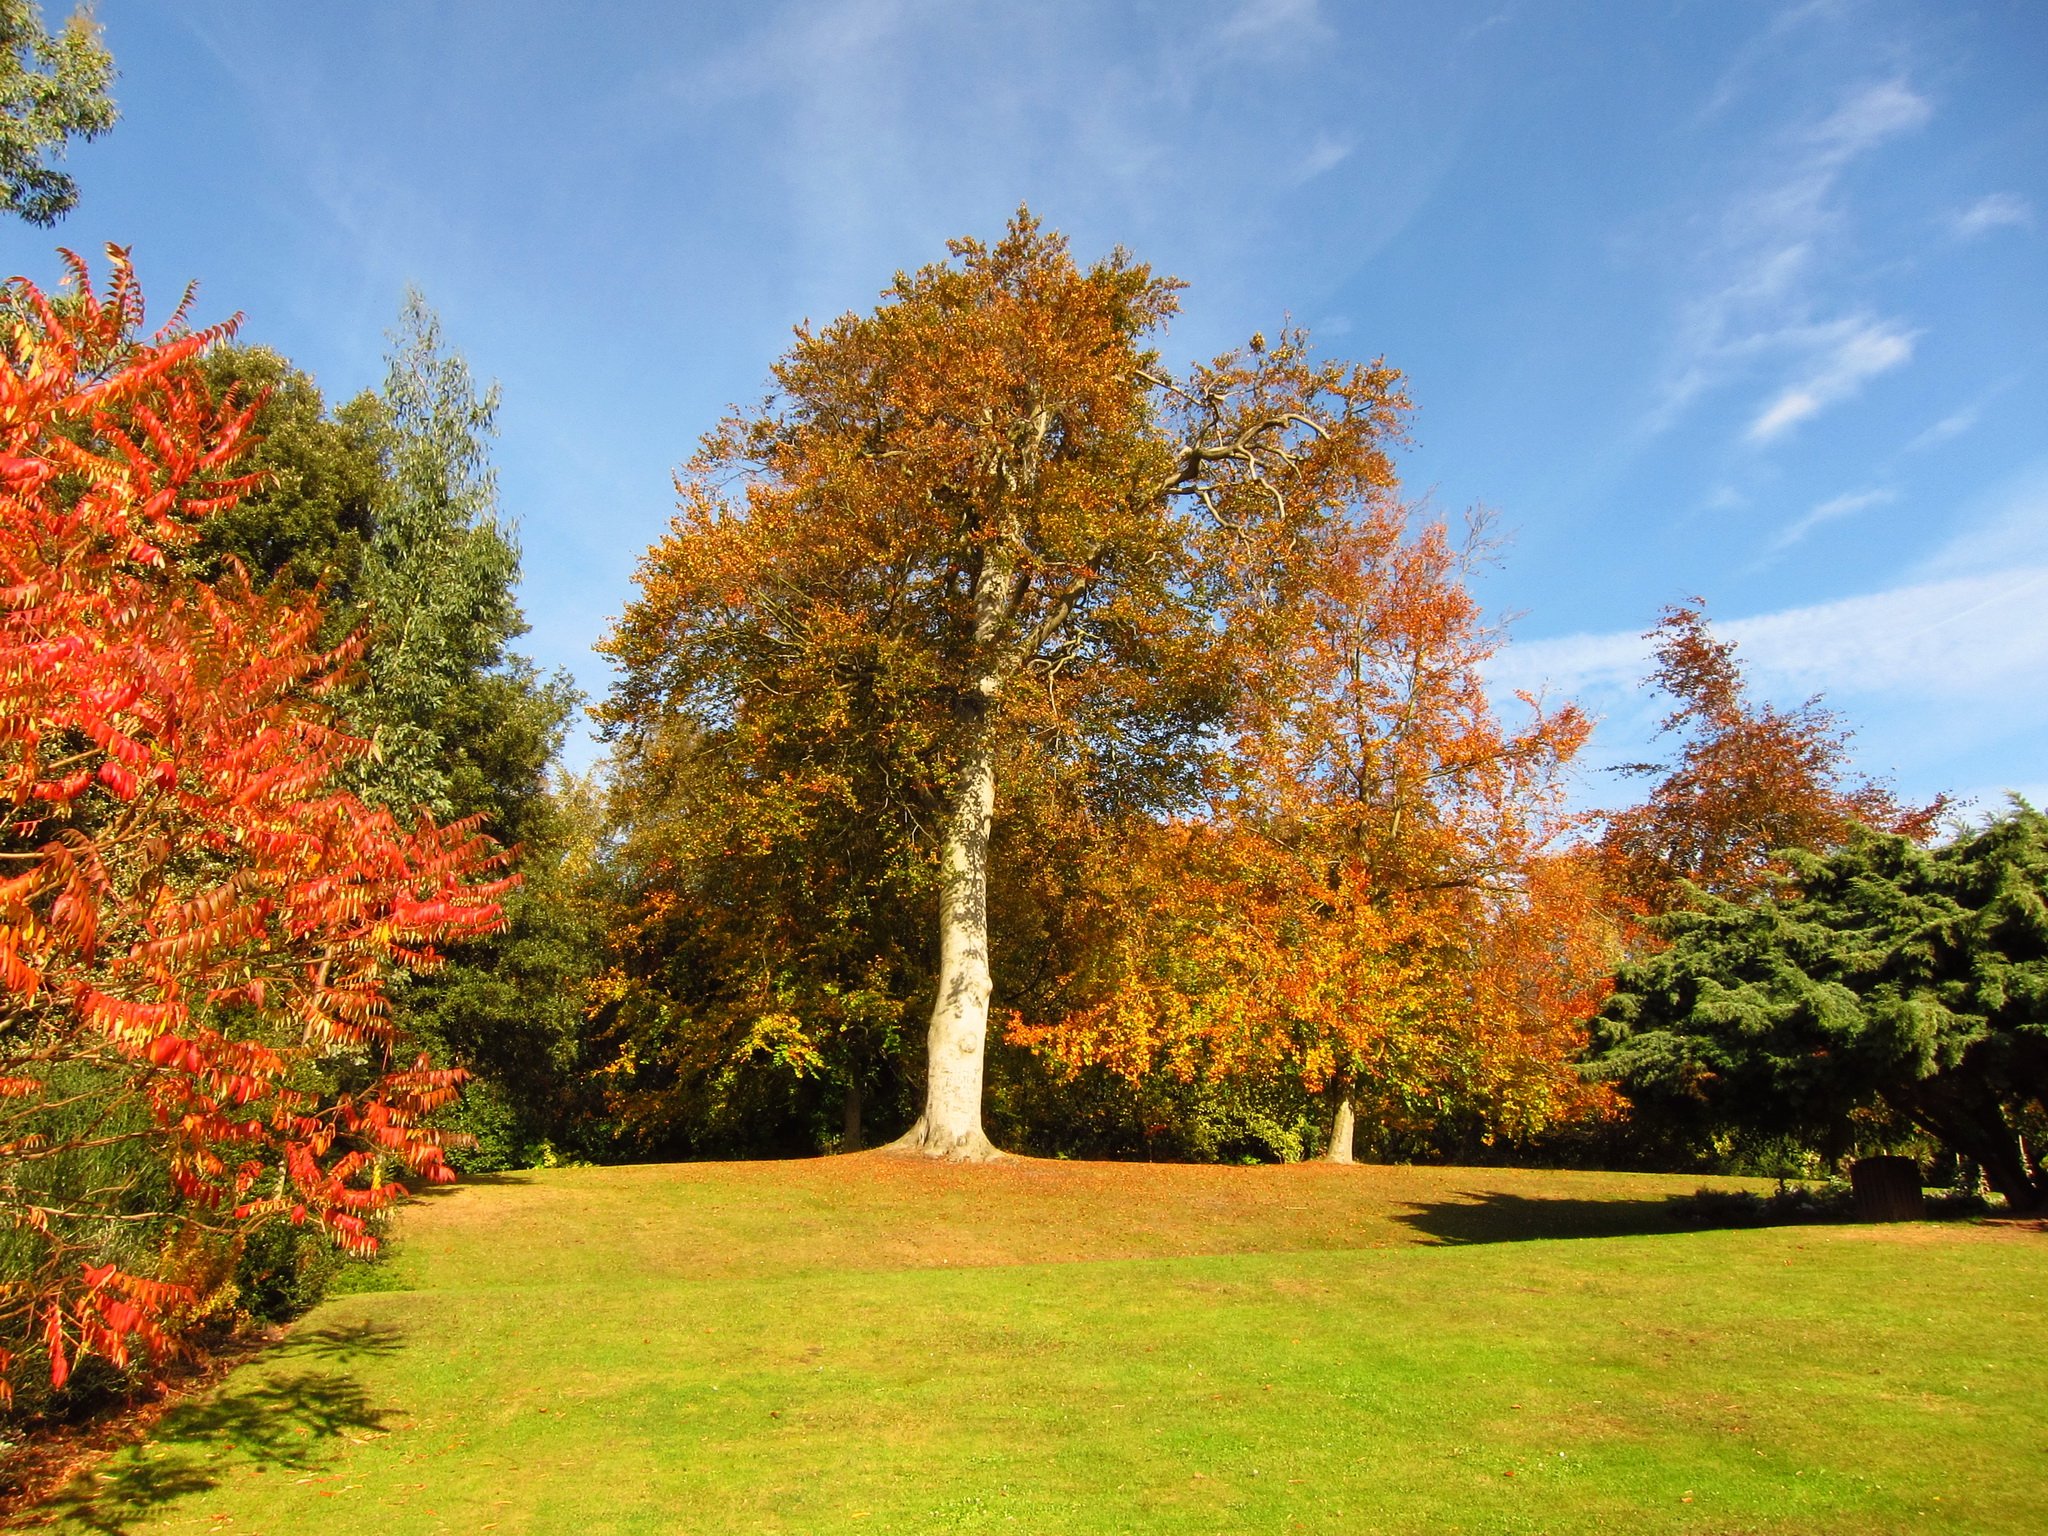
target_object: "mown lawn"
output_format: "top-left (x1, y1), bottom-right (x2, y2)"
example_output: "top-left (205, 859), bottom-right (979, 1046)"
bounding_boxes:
top-left (25, 1157), bottom-right (2048, 1534)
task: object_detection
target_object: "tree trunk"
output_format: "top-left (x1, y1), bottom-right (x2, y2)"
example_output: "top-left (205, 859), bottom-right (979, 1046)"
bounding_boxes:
top-left (1892, 1077), bottom-right (2045, 1213)
top-left (841, 1078), bottom-right (863, 1152)
top-left (1324, 1092), bottom-right (1356, 1164)
top-left (889, 719), bottom-right (1001, 1161)
top-left (1980, 1143), bottom-right (2047, 1213)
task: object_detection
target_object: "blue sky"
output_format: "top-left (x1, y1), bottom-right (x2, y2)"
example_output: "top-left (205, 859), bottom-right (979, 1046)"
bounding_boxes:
top-left (9, 0), bottom-right (2044, 813)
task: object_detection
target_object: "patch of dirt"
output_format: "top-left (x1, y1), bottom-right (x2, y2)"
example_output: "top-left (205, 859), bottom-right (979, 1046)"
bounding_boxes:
top-left (0, 1326), bottom-right (279, 1527)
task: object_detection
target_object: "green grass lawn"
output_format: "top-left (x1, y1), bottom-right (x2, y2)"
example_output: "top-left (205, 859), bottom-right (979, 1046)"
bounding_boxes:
top-left (26, 1157), bottom-right (2048, 1534)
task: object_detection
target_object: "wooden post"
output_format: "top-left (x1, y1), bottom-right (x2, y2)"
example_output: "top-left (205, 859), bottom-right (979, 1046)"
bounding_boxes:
top-left (1850, 1156), bottom-right (1925, 1222)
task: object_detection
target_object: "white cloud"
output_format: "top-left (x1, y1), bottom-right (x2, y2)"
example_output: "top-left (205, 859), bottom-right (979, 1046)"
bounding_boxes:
top-left (1724, 568), bottom-right (2048, 695)
top-left (1488, 563), bottom-right (2048, 810)
top-left (1215, 0), bottom-right (1326, 48)
top-left (1495, 471), bottom-right (2048, 723)
top-left (1459, 11), bottom-right (1514, 45)
top-left (1289, 131), bottom-right (1354, 184)
top-left (1651, 78), bottom-right (1930, 441)
top-left (1904, 406), bottom-right (1977, 453)
top-left (1912, 464), bottom-right (2048, 580)
top-left (1493, 565), bottom-right (2048, 713)
top-left (1806, 78), bottom-right (1932, 158)
top-left (629, 0), bottom-right (1451, 341)
top-left (1746, 318), bottom-right (1916, 441)
top-left (1951, 192), bottom-right (2032, 240)
top-left (1491, 627), bottom-right (1651, 699)
top-left (1767, 486), bottom-right (1895, 552)
top-left (1693, 0), bottom-right (1853, 123)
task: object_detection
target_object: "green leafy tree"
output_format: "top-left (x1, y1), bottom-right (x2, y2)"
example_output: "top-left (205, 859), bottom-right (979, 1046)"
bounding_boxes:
top-left (184, 312), bottom-right (585, 1166)
top-left (0, 0), bottom-right (114, 225)
top-left (588, 707), bottom-right (931, 1156)
top-left (1590, 806), bottom-right (2048, 1210)
top-left (351, 294), bottom-right (584, 1165)
top-left (190, 344), bottom-right (384, 641)
top-left (352, 290), bottom-right (531, 819)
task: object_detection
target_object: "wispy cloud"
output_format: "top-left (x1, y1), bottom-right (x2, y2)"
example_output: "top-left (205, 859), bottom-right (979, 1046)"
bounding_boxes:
top-left (1459, 11), bottom-right (1514, 45)
top-left (1727, 567), bottom-right (2048, 695)
top-left (1904, 406), bottom-right (1977, 453)
top-left (626, 0), bottom-right (1448, 339)
top-left (1950, 192), bottom-right (2033, 239)
top-left (1693, 0), bottom-right (1851, 123)
top-left (1746, 318), bottom-right (1916, 441)
top-left (1767, 486), bottom-right (1895, 552)
top-left (1805, 77), bottom-right (1931, 156)
top-left (1493, 565), bottom-right (2048, 710)
top-left (1499, 462), bottom-right (2048, 720)
top-left (1653, 77), bottom-right (1931, 441)
top-left (1912, 463), bottom-right (2048, 580)
top-left (1289, 131), bottom-right (1354, 185)
top-left (1215, 0), bottom-right (1327, 49)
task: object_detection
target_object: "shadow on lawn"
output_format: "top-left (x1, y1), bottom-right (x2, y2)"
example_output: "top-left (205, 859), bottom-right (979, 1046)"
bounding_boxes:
top-left (1393, 1189), bottom-right (1840, 1246)
top-left (36, 1340), bottom-right (399, 1534)
top-left (281, 1317), bottom-right (407, 1364)
top-left (423, 1171), bottom-right (536, 1192)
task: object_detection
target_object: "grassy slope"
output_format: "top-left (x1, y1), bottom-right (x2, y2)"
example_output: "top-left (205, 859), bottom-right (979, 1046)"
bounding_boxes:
top-left (28, 1158), bottom-right (2048, 1535)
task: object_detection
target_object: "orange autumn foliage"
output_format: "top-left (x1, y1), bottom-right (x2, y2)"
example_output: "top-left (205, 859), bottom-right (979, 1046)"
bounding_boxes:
top-left (1019, 515), bottom-right (1615, 1148)
top-left (1599, 599), bottom-right (1947, 917)
top-left (0, 252), bottom-right (511, 1401)
top-left (598, 211), bottom-right (1607, 1156)
top-left (599, 213), bottom-right (1413, 1155)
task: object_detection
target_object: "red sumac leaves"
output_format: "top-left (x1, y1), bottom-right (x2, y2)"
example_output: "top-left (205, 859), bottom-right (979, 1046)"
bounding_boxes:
top-left (0, 251), bottom-right (511, 1402)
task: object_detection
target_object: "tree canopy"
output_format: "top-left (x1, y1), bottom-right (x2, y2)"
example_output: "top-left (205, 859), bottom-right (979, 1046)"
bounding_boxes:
top-left (1599, 600), bottom-right (1944, 916)
top-left (0, 0), bottom-right (114, 226)
top-left (600, 210), bottom-right (1411, 1158)
top-left (1020, 516), bottom-right (1610, 1160)
top-left (1591, 806), bottom-right (2048, 1210)
top-left (0, 252), bottom-right (511, 1403)
top-left (186, 308), bottom-right (586, 1170)
top-left (597, 211), bottom-right (1620, 1163)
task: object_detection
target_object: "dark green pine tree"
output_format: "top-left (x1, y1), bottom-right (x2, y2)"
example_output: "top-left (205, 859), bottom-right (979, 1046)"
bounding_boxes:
top-left (1591, 804), bottom-right (2048, 1210)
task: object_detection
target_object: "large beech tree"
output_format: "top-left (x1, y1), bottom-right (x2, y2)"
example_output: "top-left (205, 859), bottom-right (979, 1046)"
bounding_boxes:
top-left (0, 253), bottom-right (509, 1400)
top-left (601, 212), bottom-right (1406, 1158)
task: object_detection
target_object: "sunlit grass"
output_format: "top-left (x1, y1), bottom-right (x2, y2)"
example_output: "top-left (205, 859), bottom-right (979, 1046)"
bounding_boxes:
top-left (32, 1156), bottom-right (2048, 1534)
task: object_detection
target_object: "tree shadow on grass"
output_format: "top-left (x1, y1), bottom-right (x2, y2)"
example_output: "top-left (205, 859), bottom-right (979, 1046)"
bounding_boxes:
top-left (422, 1171), bottom-right (536, 1193)
top-left (33, 1365), bottom-right (397, 1534)
top-left (1392, 1188), bottom-right (1844, 1246)
top-left (278, 1316), bottom-right (407, 1364)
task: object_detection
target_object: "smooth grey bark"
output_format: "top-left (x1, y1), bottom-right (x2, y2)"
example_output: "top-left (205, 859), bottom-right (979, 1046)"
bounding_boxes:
top-left (888, 710), bottom-right (1001, 1161)
top-left (1324, 1092), bottom-right (1356, 1164)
